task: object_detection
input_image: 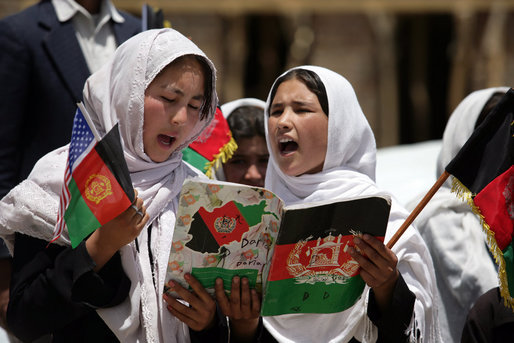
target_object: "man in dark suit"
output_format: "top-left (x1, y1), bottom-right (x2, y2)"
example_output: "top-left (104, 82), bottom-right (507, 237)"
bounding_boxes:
top-left (0, 0), bottom-right (140, 335)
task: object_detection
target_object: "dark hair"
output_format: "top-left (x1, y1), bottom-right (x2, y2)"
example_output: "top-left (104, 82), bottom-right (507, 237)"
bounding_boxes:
top-left (169, 55), bottom-right (214, 121)
top-left (227, 106), bottom-right (265, 141)
top-left (268, 69), bottom-right (329, 116)
top-left (474, 91), bottom-right (505, 129)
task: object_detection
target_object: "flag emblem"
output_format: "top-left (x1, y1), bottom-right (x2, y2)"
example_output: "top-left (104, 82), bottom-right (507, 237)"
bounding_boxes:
top-left (85, 174), bottom-right (113, 204)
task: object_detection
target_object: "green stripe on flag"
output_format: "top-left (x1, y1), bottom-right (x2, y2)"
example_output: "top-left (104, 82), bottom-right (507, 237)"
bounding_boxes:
top-left (503, 242), bottom-right (514, 297)
top-left (65, 178), bottom-right (101, 248)
top-left (261, 275), bottom-right (365, 316)
top-left (235, 200), bottom-right (267, 227)
top-left (183, 147), bottom-right (209, 173)
top-left (192, 267), bottom-right (258, 291)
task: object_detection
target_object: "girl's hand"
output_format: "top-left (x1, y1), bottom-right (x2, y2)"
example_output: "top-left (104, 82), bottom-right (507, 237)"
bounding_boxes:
top-left (350, 234), bottom-right (399, 312)
top-left (163, 273), bottom-right (217, 332)
top-left (86, 189), bottom-right (148, 271)
top-left (215, 276), bottom-right (261, 343)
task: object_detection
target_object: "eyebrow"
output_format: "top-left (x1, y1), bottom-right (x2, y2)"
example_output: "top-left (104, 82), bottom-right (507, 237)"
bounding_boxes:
top-left (161, 85), bottom-right (205, 101)
top-left (271, 100), bottom-right (312, 109)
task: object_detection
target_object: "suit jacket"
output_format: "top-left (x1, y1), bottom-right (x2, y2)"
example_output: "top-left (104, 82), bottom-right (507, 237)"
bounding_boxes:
top-left (0, 0), bottom-right (141, 199)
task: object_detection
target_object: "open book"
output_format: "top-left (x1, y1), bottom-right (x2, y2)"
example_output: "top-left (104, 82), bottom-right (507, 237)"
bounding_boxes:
top-left (164, 178), bottom-right (391, 316)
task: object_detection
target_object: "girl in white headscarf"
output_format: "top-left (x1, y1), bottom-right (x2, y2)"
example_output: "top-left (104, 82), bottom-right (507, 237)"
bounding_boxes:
top-left (257, 66), bottom-right (440, 342)
top-left (215, 98), bottom-right (268, 187)
top-left (0, 28), bottom-right (225, 342)
top-left (407, 87), bottom-right (508, 343)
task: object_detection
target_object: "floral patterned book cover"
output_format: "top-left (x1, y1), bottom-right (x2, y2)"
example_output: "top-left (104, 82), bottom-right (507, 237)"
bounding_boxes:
top-left (164, 178), bottom-right (391, 316)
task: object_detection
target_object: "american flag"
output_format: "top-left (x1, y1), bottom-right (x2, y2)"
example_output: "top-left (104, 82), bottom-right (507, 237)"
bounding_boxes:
top-left (52, 106), bottom-right (98, 243)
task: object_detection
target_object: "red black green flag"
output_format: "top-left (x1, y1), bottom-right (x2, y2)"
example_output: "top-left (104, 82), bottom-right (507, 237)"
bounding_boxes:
top-left (445, 88), bottom-right (514, 309)
top-left (261, 197), bottom-right (391, 316)
top-left (54, 106), bottom-right (135, 248)
top-left (182, 107), bottom-right (237, 178)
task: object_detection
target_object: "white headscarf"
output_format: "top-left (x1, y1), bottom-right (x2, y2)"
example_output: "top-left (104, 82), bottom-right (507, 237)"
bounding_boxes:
top-left (407, 87), bottom-right (508, 343)
top-left (262, 66), bottom-right (440, 342)
top-left (0, 28), bottom-right (218, 342)
top-left (214, 98), bottom-right (267, 181)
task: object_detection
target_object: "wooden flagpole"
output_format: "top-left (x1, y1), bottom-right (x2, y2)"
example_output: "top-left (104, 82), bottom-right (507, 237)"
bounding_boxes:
top-left (386, 170), bottom-right (450, 249)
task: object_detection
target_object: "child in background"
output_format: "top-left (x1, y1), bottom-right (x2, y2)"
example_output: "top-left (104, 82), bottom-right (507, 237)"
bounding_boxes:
top-left (216, 98), bottom-right (268, 188)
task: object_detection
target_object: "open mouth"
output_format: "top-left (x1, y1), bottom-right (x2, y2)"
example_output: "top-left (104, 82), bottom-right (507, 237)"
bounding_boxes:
top-left (279, 138), bottom-right (298, 154)
top-left (158, 134), bottom-right (176, 147)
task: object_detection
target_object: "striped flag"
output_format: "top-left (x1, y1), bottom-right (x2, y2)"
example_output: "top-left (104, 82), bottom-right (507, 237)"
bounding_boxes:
top-left (182, 107), bottom-right (237, 178)
top-left (446, 88), bottom-right (514, 309)
top-left (53, 104), bottom-right (135, 248)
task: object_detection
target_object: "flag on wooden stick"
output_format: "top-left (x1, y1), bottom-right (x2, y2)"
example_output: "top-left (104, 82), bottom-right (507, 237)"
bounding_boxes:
top-left (445, 88), bottom-right (514, 309)
top-left (53, 104), bottom-right (135, 248)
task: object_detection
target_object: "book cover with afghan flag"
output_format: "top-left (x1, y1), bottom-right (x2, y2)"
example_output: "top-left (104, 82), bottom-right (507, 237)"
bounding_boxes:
top-left (164, 179), bottom-right (391, 316)
top-left (445, 88), bottom-right (514, 309)
top-left (261, 196), bottom-right (390, 316)
top-left (182, 107), bottom-right (237, 178)
top-left (53, 104), bottom-right (135, 248)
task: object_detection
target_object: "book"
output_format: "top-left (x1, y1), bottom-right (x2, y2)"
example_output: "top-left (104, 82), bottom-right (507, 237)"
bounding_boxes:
top-left (164, 178), bottom-right (391, 316)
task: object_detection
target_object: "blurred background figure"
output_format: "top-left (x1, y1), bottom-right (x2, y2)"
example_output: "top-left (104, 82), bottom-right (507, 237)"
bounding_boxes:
top-left (0, 0), bottom-right (140, 340)
top-left (216, 98), bottom-right (268, 187)
top-left (406, 87), bottom-right (508, 343)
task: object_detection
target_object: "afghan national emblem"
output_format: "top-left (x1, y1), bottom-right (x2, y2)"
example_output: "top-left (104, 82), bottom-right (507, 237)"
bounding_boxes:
top-left (85, 174), bottom-right (113, 204)
top-left (286, 233), bottom-right (360, 285)
top-left (214, 216), bottom-right (236, 233)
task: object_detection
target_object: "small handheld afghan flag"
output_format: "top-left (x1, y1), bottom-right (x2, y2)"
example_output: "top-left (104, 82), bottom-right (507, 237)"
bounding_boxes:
top-left (53, 104), bottom-right (135, 248)
top-left (445, 88), bottom-right (514, 309)
top-left (183, 107), bottom-right (237, 178)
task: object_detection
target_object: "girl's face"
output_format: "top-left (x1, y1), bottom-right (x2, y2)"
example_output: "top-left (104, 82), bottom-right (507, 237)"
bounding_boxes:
top-left (143, 56), bottom-right (205, 163)
top-left (268, 78), bottom-right (328, 176)
top-left (222, 135), bottom-right (268, 187)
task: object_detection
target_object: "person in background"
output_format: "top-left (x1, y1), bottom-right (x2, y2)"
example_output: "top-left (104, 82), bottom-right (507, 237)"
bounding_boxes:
top-left (0, 0), bottom-right (140, 336)
top-left (216, 98), bottom-right (268, 187)
top-left (406, 87), bottom-right (508, 343)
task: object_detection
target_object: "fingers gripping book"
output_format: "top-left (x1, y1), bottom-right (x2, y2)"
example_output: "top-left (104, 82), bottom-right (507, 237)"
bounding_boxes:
top-left (164, 178), bottom-right (391, 316)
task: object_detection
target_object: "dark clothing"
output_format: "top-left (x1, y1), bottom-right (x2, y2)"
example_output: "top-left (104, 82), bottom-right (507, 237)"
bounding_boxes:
top-left (7, 233), bottom-right (129, 342)
top-left (366, 274), bottom-right (417, 342)
top-left (0, 0), bottom-right (141, 200)
top-left (8, 234), bottom-right (229, 342)
top-left (461, 287), bottom-right (514, 343)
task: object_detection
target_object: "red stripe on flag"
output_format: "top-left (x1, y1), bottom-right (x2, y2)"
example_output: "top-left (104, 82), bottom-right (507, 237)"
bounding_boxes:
top-left (268, 235), bottom-right (360, 281)
top-left (72, 149), bottom-right (131, 225)
top-left (474, 165), bottom-right (514, 251)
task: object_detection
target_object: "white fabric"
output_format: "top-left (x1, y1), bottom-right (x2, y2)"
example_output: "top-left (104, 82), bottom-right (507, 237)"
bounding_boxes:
top-left (214, 98), bottom-right (267, 181)
top-left (53, 0), bottom-right (122, 73)
top-left (407, 87), bottom-right (508, 343)
top-left (220, 97), bottom-right (266, 119)
top-left (262, 66), bottom-right (440, 342)
top-left (0, 28), bottom-right (217, 342)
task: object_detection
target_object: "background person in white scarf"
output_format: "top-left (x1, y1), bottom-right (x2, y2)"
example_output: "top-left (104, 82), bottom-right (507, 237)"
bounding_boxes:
top-left (0, 29), bottom-right (226, 342)
top-left (257, 66), bottom-right (440, 342)
top-left (407, 87), bottom-right (508, 343)
top-left (215, 98), bottom-right (268, 187)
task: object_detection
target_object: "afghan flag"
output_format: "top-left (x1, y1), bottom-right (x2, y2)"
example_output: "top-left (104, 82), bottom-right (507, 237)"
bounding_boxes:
top-left (261, 197), bottom-right (391, 316)
top-left (53, 105), bottom-right (135, 248)
top-left (182, 107), bottom-right (237, 178)
top-left (445, 88), bottom-right (514, 309)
